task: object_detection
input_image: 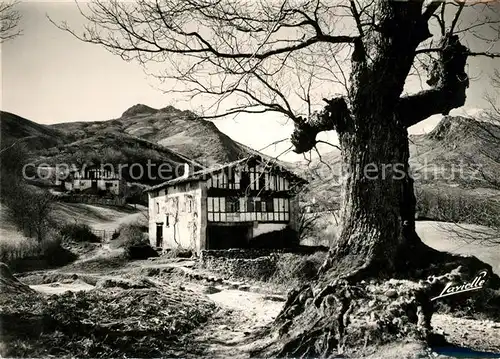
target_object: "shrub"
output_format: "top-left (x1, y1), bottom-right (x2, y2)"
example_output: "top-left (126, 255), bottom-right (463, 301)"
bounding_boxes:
top-left (0, 285), bottom-right (216, 358)
top-left (59, 223), bottom-right (100, 243)
top-left (0, 230), bottom-right (77, 272)
top-left (111, 223), bottom-right (157, 260)
top-left (113, 223), bottom-right (147, 248)
top-left (125, 244), bottom-right (159, 260)
top-left (249, 227), bottom-right (299, 249)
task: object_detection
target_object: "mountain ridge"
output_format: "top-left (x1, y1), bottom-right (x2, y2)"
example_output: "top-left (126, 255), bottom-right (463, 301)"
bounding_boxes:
top-left (292, 115), bottom-right (500, 210)
top-left (50, 104), bottom-right (252, 167)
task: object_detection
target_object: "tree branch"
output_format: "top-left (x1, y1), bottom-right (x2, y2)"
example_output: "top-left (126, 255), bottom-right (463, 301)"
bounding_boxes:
top-left (398, 34), bottom-right (469, 128)
top-left (0, 1), bottom-right (21, 42)
top-left (423, 1), bottom-right (443, 21)
top-left (291, 97), bottom-right (351, 153)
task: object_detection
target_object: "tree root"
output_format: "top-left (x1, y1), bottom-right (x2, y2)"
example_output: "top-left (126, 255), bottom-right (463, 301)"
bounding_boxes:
top-left (252, 240), bottom-right (500, 358)
top-left (254, 278), bottom-right (434, 358)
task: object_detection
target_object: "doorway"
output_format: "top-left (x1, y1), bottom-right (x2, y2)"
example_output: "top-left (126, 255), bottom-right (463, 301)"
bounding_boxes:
top-left (207, 224), bottom-right (251, 249)
top-left (156, 223), bottom-right (163, 248)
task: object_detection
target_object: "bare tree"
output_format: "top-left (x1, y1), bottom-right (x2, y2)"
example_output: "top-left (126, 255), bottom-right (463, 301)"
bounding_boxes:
top-left (296, 203), bottom-right (321, 241)
top-left (3, 182), bottom-right (54, 242)
top-left (0, 1), bottom-right (20, 42)
top-left (55, 1), bottom-right (500, 356)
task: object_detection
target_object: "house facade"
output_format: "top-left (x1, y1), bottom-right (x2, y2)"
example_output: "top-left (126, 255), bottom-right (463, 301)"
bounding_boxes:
top-left (146, 155), bottom-right (306, 253)
top-left (57, 166), bottom-right (126, 197)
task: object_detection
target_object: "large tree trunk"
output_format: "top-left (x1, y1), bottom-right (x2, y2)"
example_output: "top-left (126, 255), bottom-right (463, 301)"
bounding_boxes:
top-left (255, 3), bottom-right (500, 358)
top-left (328, 100), bottom-right (417, 280)
top-left (298, 1), bottom-right (430, 280)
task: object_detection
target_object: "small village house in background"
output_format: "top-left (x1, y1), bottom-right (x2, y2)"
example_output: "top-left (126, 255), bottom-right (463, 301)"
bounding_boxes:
top-left (146, 155), bottom-right (307, 253)
top-left (56, 166), bottom-right (127, 197)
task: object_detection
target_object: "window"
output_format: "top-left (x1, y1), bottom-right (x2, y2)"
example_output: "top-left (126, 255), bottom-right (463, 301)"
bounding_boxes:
top-left (247, 198), bottom-right (255, 212)
top-left (225, 198), bottom-right (240, 212)
top-left (156, 202), bottom-right (159, 214)
top-left (188, 200), bottom-right (192, 213)
top-left (266, 200), bottom-right (274, 212)
top-left (166, 214), bottom-right (170, 227)
top-left (258, 173), bottom-right (265, 191)
top-left (261, 201), bottom-right (267, 212)
top-left (227, 169), bottom-right (235, 189)
top-left (240, 172), bottom-right (250, 190)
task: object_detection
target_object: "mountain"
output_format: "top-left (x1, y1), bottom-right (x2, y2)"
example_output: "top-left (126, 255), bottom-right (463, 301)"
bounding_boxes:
top-left (294, 115), bottom-right (500, 214)
top-left (51, 104), bottom-right (251, 167)
top-left (1, 105), bottom-right (265, 185)
top-left (409, 116), bottom-right (500, 186)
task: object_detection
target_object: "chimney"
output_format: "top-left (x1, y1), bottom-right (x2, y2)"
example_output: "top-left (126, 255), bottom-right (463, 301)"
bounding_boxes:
top-left (180, 163), bottom-right (193, 179)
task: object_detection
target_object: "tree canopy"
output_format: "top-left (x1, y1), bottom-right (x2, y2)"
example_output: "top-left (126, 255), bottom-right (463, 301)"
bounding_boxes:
top-left (55, 1), bottom-right (499, 147)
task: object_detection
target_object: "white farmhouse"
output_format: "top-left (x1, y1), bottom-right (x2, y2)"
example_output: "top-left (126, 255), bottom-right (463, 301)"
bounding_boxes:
top-left (146, 155), bottom-right (306, 253)
top-left (57, 166), bottom-right (126, 196)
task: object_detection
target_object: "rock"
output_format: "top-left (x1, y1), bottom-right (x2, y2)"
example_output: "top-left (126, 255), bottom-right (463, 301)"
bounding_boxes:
top-left (229, 282), bottom-right (240, 289)
top-left (385, 289), bottom-right (398, 298)
top-left (264, 295), bottom-right (286, 302)
top-left (203, 285), bottom-right (221, 294)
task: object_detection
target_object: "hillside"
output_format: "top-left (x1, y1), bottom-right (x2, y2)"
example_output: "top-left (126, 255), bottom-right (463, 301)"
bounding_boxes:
top-left (0, 109), bottom-right (211, 185)
top-left (0, 111), bottom-right (66, 151)
top-left (0, 105), bottom-right (290, 186)
top-left (51, 104), bottom-right (252, 167)
top-left (294, 115), bottom-right (500, 215)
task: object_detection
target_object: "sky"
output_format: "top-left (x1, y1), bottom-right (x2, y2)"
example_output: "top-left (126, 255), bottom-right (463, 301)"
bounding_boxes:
top-left (1, 1), bottom-right (499, 162)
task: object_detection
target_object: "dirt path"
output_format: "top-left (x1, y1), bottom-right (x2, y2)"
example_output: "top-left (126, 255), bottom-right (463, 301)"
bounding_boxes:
top-left (23, 257), bottom-right (500, 358)
top-left (182, 285), bottom-right (284, 358)
top-left (25, 256), bottom-right (284, 358)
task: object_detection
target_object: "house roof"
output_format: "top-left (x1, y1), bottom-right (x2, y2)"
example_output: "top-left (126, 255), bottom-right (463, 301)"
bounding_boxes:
top-left (145, 154), bottom-right (307, 192)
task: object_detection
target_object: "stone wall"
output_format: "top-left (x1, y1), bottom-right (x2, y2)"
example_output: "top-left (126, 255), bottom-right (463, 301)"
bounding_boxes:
top-left (199, 246), bottom-right (329, 282)
top-left (200, 248), bottom-right (279, 260)
top-left (200, 249), bottom-right (279, 281)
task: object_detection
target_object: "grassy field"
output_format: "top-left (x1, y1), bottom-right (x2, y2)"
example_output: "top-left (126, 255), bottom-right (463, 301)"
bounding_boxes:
top-left (417, 221), bottom-right (500, 275)
top-left (0, 202), bottom-right (146, 270)
top-left (51, 203), bottom-right (146, 231)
